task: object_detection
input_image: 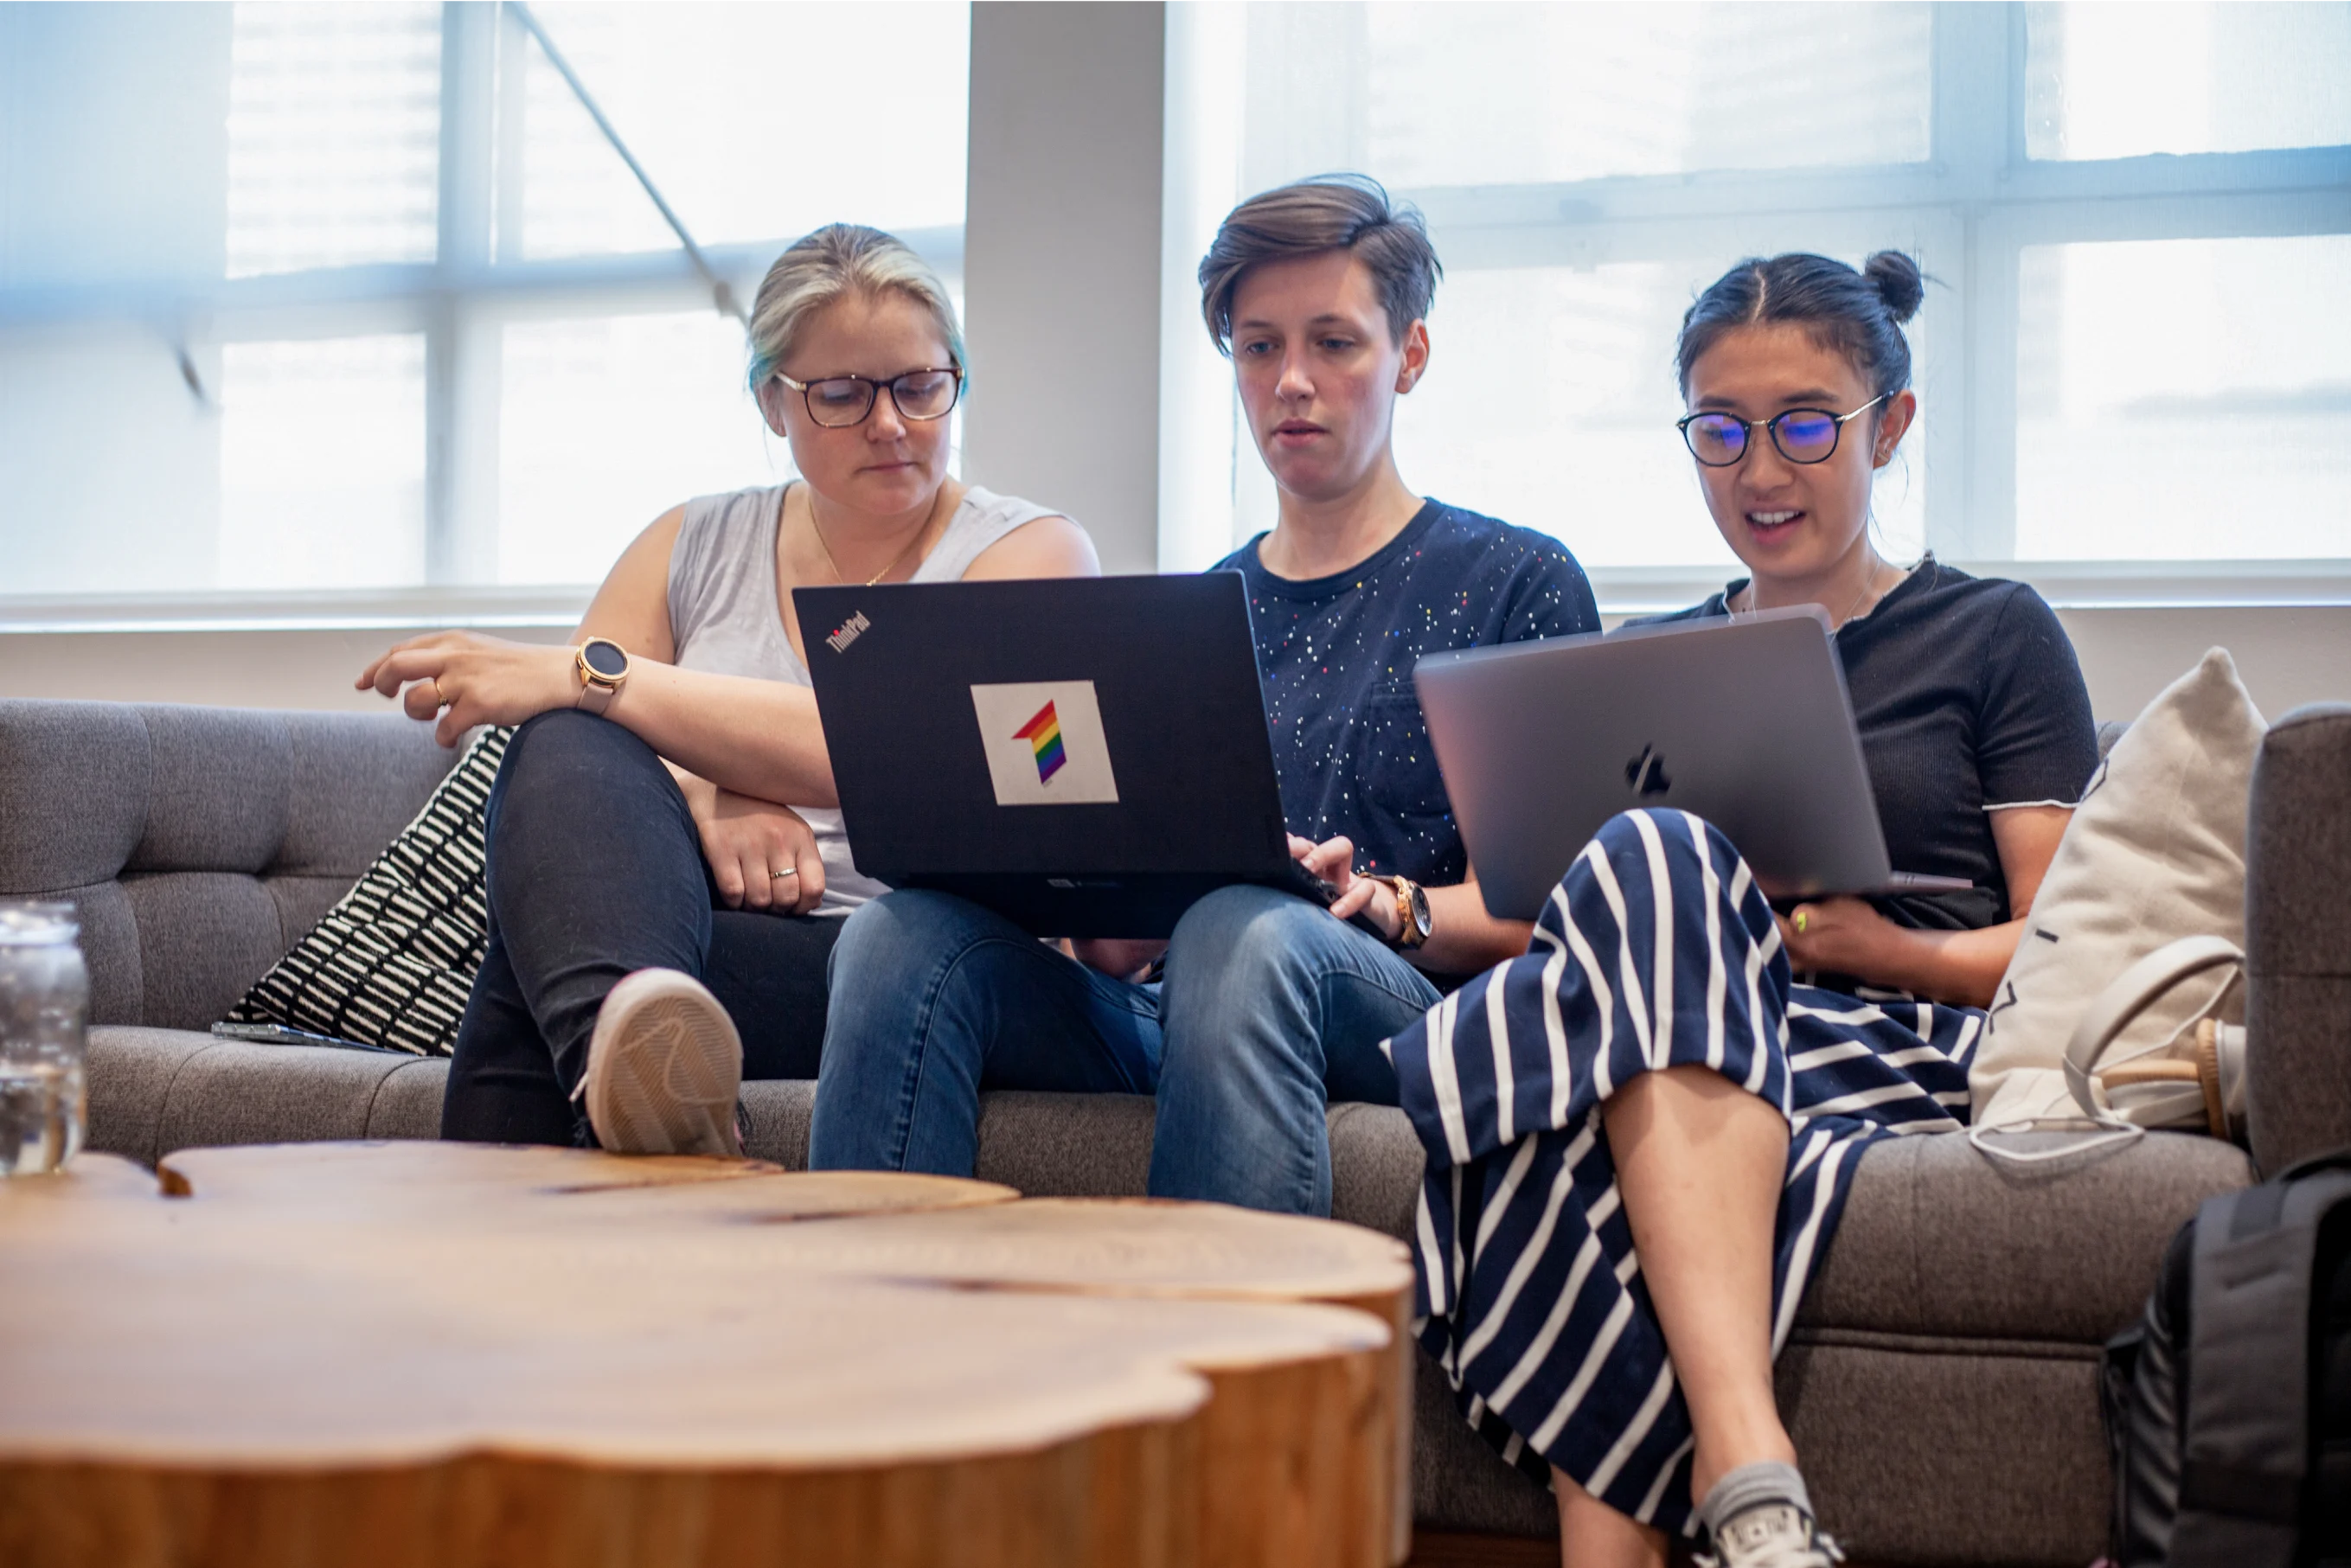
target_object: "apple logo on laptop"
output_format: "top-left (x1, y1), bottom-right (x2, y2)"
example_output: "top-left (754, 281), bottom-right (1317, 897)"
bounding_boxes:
top-left (1624, 744), bottom-right (1672, 797)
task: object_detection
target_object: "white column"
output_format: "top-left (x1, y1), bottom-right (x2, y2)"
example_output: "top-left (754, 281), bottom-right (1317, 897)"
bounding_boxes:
top-left (961, 2), bottom-right (1167, 576)
top-left (1157, 2), bottom-right (1247, 573)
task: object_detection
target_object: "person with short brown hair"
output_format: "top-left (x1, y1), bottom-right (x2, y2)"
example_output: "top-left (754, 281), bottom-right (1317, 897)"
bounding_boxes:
top-left (1198, 173), bottom-right (1442, 353)
top-left (810, 176), bottom-right (1598, 1213)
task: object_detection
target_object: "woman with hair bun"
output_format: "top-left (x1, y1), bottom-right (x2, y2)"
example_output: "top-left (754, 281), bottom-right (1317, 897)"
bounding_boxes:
top-left (359, 223), bottom-right (1097, 1157)
top-left (1394, 252), bottom-right (2096, 1568)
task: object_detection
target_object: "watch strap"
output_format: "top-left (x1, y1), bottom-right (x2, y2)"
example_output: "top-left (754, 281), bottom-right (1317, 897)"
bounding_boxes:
top-left (1387, 875), bottom-right (1430, 951)
top-left (574, 640), bottom-right (626, 716)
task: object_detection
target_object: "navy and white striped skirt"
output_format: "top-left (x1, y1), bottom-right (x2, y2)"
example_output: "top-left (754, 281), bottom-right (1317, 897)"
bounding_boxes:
top-left (1385, 809), bottom-right (1981, 1535)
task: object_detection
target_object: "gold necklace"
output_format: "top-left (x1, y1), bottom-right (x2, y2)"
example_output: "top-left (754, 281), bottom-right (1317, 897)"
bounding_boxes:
top-left (805, 490), bottom-right (938, 586)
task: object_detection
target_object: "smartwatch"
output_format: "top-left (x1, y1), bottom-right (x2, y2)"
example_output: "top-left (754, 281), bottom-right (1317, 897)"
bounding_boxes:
top-left (574, 637), bottom-right (630, 716)
top-left (1384, 874), bottom-right (1433, 951)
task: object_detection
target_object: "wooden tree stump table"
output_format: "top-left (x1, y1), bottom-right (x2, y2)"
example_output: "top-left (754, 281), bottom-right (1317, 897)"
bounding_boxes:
top-left (0, 1142), bottom-right (1415, 1568)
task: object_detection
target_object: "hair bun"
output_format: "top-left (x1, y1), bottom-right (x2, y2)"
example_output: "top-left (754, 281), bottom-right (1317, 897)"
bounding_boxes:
top-left (1864, 251), bottom-right (1925, 324)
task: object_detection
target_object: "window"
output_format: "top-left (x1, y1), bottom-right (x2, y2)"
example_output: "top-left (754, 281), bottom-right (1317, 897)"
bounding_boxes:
top-left (0, 2), bottom-right (970, 620)
top-left (1160, 2), bottom-right (2351, 605)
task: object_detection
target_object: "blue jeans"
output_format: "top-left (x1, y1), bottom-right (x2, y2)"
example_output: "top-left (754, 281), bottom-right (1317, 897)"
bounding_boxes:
top-left (808, 882), bottom-right (1443, 1214)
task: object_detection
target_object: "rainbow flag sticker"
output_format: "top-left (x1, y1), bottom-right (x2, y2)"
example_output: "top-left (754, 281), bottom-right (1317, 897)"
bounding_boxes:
top-left (1012, 701), bottom-right (1067, 784)
top-left (971, 680), bottom-right (1118, 805)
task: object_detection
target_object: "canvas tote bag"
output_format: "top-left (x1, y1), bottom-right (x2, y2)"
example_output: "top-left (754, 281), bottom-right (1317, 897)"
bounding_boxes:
top-left (1968, 649), bottom-right (2266, 1161)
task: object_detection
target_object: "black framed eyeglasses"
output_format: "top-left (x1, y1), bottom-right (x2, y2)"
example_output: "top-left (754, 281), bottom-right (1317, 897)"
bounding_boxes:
top-left (1677, 393), bottom-right (1887, 467)
top-left (772, 367), bottom-right (964, 429)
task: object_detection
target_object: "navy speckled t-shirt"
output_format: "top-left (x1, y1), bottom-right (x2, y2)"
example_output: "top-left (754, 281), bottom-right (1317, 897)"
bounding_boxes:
top-left (1217, 500), bottom-right (1599, 886)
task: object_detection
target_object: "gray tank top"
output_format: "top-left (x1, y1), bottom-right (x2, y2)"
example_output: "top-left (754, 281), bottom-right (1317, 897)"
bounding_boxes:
top-left (666, 482), bottom-right (1061, 913)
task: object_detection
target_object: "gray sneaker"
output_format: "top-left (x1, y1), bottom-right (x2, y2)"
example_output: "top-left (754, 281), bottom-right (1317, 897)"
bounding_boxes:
top-left (579, 969), bottom-right (743, 1157)
top-left (1700, 1504), bottom-right (1845, 1568)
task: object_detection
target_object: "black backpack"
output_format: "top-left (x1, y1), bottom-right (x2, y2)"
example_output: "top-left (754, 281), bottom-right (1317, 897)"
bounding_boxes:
top-left (2104, 1149), bottom-right (2351, 1565)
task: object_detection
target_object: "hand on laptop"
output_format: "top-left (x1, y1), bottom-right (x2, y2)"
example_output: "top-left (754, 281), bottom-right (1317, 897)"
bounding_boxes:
top-left (1291, 835), bottom-right (1402, 942)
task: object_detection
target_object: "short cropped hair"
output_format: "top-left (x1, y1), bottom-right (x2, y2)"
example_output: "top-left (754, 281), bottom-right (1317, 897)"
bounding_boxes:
top-left (1197, 175), bottom-right (1442, 355)
top-left (746, 223), bottom-right (964, 391)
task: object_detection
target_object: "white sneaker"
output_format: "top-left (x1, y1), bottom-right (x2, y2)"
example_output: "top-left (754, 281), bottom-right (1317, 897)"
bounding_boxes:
top-left (1700, 1503), bottom-right (1845, 1568)
top-left (579, 969), bottom-right (743, 1157)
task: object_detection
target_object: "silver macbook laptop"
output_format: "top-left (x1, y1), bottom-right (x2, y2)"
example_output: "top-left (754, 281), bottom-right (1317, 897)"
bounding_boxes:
top-left (1413, 606), bottom-right (1971, 921)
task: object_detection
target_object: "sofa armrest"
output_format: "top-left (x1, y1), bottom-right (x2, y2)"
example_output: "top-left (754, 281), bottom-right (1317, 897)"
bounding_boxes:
top-left (2245, 701), bottom-right (2351, 1174)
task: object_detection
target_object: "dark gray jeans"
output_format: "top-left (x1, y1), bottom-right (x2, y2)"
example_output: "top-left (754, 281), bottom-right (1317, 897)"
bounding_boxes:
top-left (441, 708), bottom-right (838, 1147)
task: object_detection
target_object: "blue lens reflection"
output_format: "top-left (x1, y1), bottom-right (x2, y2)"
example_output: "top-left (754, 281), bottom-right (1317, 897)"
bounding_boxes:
top-left (1778, 412), bottom-right (1837, 453)
top-left (1691, 414), bottom-right (1747, 459)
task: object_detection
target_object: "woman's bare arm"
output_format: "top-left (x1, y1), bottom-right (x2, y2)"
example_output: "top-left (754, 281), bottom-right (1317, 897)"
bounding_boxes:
top-left (575, 506), bottom-right (685, 662)
top-left (1415, 878), bottom-right (1534, 976)
top-left (1777, 804), bottom-right (2072, 1008)
top-left (959, 515), bottom-right (1101, 581)
top-left (358, 505), bottom-right (843, 805)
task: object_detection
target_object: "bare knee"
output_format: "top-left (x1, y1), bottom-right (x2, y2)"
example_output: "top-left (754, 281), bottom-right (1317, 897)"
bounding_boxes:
top-left (1607, 1065), bottom-right (1788, 1150)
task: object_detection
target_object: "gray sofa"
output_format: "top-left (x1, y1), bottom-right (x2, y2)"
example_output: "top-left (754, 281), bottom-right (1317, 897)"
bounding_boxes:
top-left (7, 694), bottom-right (2348, 1566)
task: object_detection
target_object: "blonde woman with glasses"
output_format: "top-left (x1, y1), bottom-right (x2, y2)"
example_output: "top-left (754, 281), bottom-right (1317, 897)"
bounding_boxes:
top-left (360, 223), bottom-right (1096, 1157)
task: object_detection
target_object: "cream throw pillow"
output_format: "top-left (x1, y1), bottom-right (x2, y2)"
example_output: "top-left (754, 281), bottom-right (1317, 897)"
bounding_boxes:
top-left (1969, 648), bottom-right (2267, 1129)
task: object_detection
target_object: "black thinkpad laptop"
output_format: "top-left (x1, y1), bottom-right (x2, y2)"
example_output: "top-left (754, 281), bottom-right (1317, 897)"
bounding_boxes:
top-left (793, 573), bottom-right (1332, 938)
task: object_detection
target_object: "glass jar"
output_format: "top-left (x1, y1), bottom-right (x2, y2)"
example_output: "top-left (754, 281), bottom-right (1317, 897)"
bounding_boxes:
top-left (0, 901), bottom-right (89, 1176)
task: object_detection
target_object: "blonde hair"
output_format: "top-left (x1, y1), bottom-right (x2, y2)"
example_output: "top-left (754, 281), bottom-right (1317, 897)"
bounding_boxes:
top-left (745, 224), bottom-right (965, 390)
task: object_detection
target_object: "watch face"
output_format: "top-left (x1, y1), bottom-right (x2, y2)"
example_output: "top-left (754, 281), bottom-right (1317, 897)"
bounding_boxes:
top-left (581, 639), bottom-right (628, 680)
top-left (1407, 883), bottom-right (1432, 936)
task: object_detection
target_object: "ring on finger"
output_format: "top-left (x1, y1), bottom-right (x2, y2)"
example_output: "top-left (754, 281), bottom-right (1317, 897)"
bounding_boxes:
top-left (428, 677), bottom-right (446, 709)
top-left (1793, 910), bottom-right (1810, 934)
top-left (770, 868), bottom-right (798, 881)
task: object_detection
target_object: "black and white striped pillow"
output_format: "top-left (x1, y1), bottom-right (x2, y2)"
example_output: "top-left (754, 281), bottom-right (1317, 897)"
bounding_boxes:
top-left (225, 726), bottom-right (511, 1057)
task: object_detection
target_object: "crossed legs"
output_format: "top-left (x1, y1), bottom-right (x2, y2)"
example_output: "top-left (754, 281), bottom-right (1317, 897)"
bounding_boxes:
top-left (1554, 1066), bottom-right (1795, 1568)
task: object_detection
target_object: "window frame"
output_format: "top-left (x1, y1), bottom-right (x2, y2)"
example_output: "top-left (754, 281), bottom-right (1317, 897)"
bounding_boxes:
top-left (0, 2), bottom-right (964, 633)
top-left (1192, 1), bottom-right (2351, 611)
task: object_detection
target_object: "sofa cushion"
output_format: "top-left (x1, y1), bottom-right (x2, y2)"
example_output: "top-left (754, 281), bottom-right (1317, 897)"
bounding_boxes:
top-left (976, 1091), bottom-right (1156, 1194)
top-left (1973, 649), bottom-right (2267, 1127)
top-left (1329, 1099), bottom-right (1425, 1240)
top-left (84, 1027), bottom-right (217, 1168)
top-left (1411, 1334), bottom-right (2122, 1557)
top-left (122, 872), bottom-right (293, 1031)
top-left (86, 1027), bottom-right (439, 1164)
top-left (131, 704), bottom-right (296, 874)
top-left (2246, 702), bottom-right (2351, 1174)
top-left (743, 1079), bottom-right (815, 1168)
top-left (1798, 1128), bottom-right (2252, 1343)
top-left (227, 727), bottom-right (508, 1056)
top-left (154, 1039), bottom-right (434, 1155)
top-left (0, 701), bottom-right (458, 1031)
top-left (367, 1058), bottom-right (455, 1140)
top-left (0, 700), bottom-right (151, 892)
top-left (1777, 1336), bottom-right (2108, 1567)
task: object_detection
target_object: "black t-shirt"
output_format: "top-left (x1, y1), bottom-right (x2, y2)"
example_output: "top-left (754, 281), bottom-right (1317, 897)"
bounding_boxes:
top-left (1219, 500), bottom-right (1600, 886)
top-left (1635, 557), bottom-right (2097, 931)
